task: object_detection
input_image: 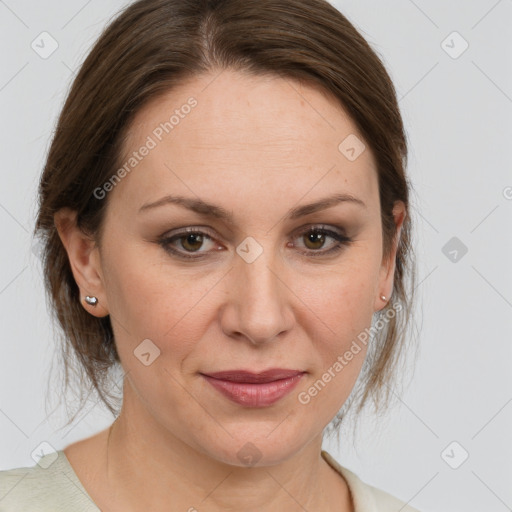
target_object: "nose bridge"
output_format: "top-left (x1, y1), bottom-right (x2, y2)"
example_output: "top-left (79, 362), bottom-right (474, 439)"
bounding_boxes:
top-left (227, 235), bottom-right (291, 343)
top-left (240, 244), bottom-right (279, 297)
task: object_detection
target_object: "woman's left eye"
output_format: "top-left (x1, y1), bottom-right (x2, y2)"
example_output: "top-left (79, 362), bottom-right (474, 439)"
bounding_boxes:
top-left (158, 225), bottom-right (352, 260)
top-left (291, 226), bottom-right (352, 256)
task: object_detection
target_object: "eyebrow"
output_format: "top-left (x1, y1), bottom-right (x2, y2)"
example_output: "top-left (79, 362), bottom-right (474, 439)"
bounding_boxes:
top-left (139, 193), bottom-right (366, 221)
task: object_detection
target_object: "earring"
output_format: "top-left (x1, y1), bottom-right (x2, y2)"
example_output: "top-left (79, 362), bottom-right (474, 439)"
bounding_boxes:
top-left (84, 296), bottom-right (98, 306)
top-left (380, 294), bottom-right (387, 302)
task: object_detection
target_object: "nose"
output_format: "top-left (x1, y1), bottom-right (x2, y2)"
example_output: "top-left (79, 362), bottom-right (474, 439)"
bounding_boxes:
top-left (219, 244), bottom-right (294, 346)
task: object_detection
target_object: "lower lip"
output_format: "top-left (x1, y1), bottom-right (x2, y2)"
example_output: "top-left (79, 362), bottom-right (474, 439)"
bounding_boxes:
top-left (202, 373), bottom-right (305, 407)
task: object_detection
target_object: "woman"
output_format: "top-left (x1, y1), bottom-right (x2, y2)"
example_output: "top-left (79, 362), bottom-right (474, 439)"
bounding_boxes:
top-left (0, 0), bottom-right (419, 510)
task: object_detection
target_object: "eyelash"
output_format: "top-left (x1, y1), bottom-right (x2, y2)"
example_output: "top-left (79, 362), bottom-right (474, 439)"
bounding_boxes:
top-left (157, 225), bottom-right (353, 260)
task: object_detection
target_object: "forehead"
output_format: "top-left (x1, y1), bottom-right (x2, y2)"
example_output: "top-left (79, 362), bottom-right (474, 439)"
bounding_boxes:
top-left (114, 69), bottom-right (378, 214)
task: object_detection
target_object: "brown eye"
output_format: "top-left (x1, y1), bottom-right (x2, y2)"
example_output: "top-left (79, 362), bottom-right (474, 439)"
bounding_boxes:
top-left (180, 233), bottom-right (204, 252)
top-left (292, 226), bottom-right (352, 257)
top-left (303, 230), bottom-right (327, 250)
top-left (158, 228), bottom-right (219, 259)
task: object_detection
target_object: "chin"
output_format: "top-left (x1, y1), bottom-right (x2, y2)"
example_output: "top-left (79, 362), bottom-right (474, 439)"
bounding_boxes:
top-left (193, 425), bottom-right (311, 468)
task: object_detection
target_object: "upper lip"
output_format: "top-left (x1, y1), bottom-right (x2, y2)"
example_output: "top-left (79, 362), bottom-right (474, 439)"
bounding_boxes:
top-left (201, 369), bottom-right (305, 383)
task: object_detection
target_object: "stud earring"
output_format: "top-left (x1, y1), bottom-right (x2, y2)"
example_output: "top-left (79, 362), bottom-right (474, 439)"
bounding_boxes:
top-left (380, 294), bottom-right (387, 302)
top-left (84, 296), bottom-right (98, 306)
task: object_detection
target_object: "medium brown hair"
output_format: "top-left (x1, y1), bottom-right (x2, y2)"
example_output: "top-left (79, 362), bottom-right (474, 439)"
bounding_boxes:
top-left (34, 0), bottom-right (417, 433)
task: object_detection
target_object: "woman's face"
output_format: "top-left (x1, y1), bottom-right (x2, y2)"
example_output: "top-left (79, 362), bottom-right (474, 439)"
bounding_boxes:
top-left (66, 69), bottom-right (404, 466)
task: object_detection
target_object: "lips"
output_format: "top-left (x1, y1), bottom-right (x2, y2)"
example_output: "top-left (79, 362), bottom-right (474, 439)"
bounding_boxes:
top-left (201, 369), bottom-right (306, 407)
top-left (202, 369), bottom-right (304, 383)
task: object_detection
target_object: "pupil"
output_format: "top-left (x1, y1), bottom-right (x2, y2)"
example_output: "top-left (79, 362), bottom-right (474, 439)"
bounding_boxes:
top-left (184, 234), bottom-right (202, 251)
top-left (306, 231), bottom-right (324, 249)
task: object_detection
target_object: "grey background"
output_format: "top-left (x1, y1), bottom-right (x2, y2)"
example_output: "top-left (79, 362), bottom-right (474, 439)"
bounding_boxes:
top-left (0, 1), bottom-right (511, 511)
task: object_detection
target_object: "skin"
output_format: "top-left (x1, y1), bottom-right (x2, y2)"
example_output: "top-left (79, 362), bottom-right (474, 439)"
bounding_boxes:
top-left (55, 69), bottom-right (405, 512)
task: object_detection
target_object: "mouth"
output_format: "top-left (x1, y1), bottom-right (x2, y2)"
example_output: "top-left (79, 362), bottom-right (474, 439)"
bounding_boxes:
top-left (200, 369), bottom-right (306, 407)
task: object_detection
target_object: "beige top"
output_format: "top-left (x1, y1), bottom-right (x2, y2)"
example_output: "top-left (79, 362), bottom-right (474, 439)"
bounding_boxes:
top-left (0, 449), bottom-right (421, 511)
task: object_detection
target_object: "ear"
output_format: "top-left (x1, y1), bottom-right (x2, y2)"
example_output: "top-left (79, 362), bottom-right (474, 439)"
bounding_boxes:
top-left (374, 200), bottom-right (406, 312)
top-left (54, 208), bottom-right (110, 317)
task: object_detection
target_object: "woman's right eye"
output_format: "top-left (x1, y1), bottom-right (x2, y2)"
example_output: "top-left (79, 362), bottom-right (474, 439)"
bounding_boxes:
top-left (158, 228), bottom-right (220, 259)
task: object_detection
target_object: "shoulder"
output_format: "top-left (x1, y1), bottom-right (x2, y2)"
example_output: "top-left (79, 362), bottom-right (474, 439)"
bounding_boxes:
top-left (321, 450), bottom-right (422, 512)
top-left (0, 450), bottom-right (99, 512)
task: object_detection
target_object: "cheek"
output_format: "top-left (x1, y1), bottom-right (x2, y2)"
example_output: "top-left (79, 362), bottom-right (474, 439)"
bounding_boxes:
top-left (293, 257), bottom-right (378, 409)
top-left (297, 253), bottom-right (379, 341)
top-left (309, 280), bottom-right (373, 383)
top-left (101, 240), bottom-right (223, 367)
